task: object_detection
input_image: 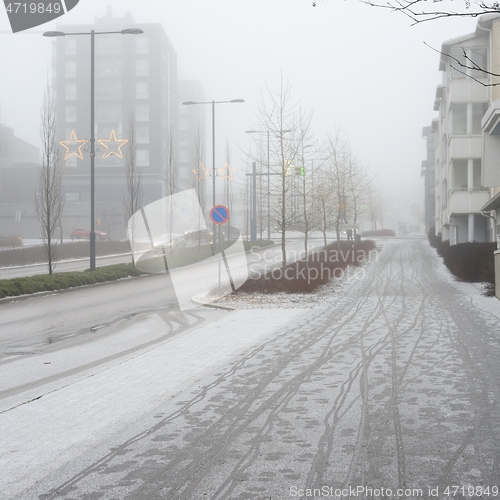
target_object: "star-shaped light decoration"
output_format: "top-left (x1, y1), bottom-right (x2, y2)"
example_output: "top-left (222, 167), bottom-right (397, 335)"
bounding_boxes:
top-left (217, 162), bottom-right (235, 180)
top-left (59, 130), bottom-right (88, 160)
top-left (192, 162), bottom-right (210, 181)
top-left (98, 130), bottom-right (128, 159)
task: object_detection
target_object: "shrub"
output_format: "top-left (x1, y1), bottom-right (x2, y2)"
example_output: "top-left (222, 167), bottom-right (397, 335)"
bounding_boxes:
top-left (238, 240), bottom-right (377, 294)
top-left (428, 231), bottom-right (495, 286)
top-left (360, 229), bottom-right (396, 237)
top-left (0, 263), bottom-right (143, 299)
top-left (427, 227), bottom-right (441, 249)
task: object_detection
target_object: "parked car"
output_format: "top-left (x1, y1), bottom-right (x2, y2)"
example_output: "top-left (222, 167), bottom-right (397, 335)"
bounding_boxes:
top-left (70, 228), bottom-right (108, 241)
top-left (0, 235), bottom-right (22, 248)
top-left (152, 233), bottom-right (187, 253)
top-left (183, 226), bottom-right (213, 246)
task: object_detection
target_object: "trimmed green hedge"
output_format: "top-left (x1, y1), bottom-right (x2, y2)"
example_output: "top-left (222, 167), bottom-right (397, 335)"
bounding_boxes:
top-left (0, 264), bottom-right (143, 299)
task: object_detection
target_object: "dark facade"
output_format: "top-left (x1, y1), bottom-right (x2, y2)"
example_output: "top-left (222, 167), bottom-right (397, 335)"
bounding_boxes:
top-left (0, 124), bottom-right (39, 238)
top-left (177, 80), bottom-right (206, 205)
top-left (53, 7), bottom-right (178, 239)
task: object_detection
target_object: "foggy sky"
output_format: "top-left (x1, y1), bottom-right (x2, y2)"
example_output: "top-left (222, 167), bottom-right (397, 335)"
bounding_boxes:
top-left (0, 0), bottom-right (480, 228)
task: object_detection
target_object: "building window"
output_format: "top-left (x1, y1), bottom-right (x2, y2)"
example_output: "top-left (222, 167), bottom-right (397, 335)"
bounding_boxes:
top-left (137, 148), bottom-right (149, 166)
top-left (65, 60), bottom-right (76, 78)
top-left (179, 117), bottom-right (188, 131)
top-left (136, 37), bottom-right (149, 54)
top-left (136, 104), bottom-right (149, 121)
top-left (451, 102), bottom-right (488, 135)
top-left (136, 81), bottom-right (149, 99)
top-left (470, 48), bottom-right (488, 78)
top-left (96, 59), bottom-right (121, 76)
top-left (137, 126), bottom-right (149, 144)
top-left (96, 81), bottom-right (123, 99)
top-left (65, 38), bottom-right (77, 56)
top-left (65, 83), bottom-right (77, 100)
top-left (96, 103), bottom-right (122, 121)
top-left (473, 159), bottom-right (482, 188)
top-left (472, 102), bottom-right (488, 134)
top-left (452, 160), bottom-right (468, 189)
top-left (450, 46), bottom-right (488, 80)
top-left (452, 103), bottom-right (467, 134)
top-left (66, 105), bottom-right (77, 123)
top-left (136, 59), bottom-right (149, 77)
top-left (96, 36), bottom-right (121, 54)
top-left (65, 192), bottom-right (79, 202)
top-left (98, 123), bottom-right (123, 138)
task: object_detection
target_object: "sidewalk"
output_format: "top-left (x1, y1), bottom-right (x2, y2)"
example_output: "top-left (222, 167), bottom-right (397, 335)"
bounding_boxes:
top-left (1, 306), bottom-right (310, 499)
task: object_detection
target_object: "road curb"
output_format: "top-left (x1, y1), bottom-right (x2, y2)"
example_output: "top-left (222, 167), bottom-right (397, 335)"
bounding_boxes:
top-left (190, 295), bottom-right (236, 311)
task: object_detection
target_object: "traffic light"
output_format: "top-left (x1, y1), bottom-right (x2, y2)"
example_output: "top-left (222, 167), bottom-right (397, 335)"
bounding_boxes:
top-left (97, 217), bottom-right (101, 226)
top-left (295, 166), bottom-right (305, 176)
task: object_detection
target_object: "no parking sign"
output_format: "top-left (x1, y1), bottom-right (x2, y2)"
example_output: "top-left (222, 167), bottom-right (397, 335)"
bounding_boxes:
top-left (210, 205), bottom-right (230, 225)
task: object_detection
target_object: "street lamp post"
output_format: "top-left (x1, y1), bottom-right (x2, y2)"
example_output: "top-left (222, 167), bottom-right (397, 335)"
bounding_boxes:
top-left (43, 28), bottom-right (143, 271)
top-left (183, 99), bottom-right (244, 249)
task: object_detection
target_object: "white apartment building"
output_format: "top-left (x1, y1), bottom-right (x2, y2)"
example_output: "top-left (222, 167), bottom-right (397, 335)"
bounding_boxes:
top-left (432, 14), bottom-right (500, 244)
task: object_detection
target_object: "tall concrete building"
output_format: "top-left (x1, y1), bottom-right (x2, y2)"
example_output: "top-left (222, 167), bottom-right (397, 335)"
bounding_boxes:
top-left (177, 80), bottom-right (206, 209)
top-left (0, 123), bottom-right (39, 237)
top-left (52, 7), bottom-right (178, 239)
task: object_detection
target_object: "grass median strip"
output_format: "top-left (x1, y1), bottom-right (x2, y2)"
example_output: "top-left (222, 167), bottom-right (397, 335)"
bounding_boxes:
top-left (0, 240), bottom-right (275, 299)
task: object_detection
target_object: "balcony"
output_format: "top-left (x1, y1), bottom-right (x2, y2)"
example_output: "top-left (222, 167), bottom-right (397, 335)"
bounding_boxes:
top-left (449, 189), bottom-right (490, 214)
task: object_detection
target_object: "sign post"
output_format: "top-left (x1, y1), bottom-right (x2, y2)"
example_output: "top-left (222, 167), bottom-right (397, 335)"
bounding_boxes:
top-left (210, 205), bottom-right (230, 289)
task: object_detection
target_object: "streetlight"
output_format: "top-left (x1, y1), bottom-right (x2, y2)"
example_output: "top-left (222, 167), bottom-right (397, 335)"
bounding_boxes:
top-left (183, 99), bottom-right (244, 248)
top-left (43, 27), bottom-right (143, 271)
top-left (246, 129), bottom-right (291, 240)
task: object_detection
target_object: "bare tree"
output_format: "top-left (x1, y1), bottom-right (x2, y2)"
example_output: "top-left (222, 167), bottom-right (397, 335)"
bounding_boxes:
top-left (123, 112), bottom-right (143, 263)
top-left (191, 119), bottom-right (207, 249)
top-left (164, 124), bottom-right (178, 196)
top-left (253, 78), bottom-right (312, 273)
top-left (324, 131), bottom-right (351, 246)
top-left (35, 83), bottom-right (64, 275)
top-left (297, 141), bottom-right (317, 255)
top-left (345, 152), bottom-right (373, 236)
top-left (315, 171), bottom-right (335, 247)
top-left (162, 124), bottom-right (180, 255)
top-left (367, 183), bottom-right (383, 230)
top-left (311, 0), bottom-right (500, 24)
top-left (222, 141), bottom-right (236, 241)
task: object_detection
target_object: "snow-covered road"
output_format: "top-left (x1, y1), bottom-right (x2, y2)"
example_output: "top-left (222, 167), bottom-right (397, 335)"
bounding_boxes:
top-left (5, 238), bottom-right (500, 499)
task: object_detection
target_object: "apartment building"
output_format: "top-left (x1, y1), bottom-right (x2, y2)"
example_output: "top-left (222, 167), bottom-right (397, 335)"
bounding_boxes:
top-left (177, 80), bottom-right (206, 197)
top-left (0, 123), bottom-right (39, 237)
top-left (432, 15), bottom-right (500, 244)
top-left (52, 7), bottom-right (178, 239)
top-left (421, 124), bottom-right (436, 234)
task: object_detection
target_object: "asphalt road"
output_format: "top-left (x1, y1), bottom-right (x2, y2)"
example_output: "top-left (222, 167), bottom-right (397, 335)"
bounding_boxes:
top-left (0, 239), bottom-right (319, 357)
top-left (8, 238), bottom-right (500, 499)
top-left (0, 252), bottom-right (133, 279)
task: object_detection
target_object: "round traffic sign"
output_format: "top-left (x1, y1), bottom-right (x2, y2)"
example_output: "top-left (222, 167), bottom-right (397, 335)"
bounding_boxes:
top-left (210, 205), bottom-right (230, 225)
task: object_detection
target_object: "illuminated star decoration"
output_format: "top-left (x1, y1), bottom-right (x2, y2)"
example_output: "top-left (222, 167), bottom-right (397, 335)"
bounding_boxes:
top-left (217, 162), bottom-right (235, 180)
top-left (192, 162), bottom-right (210, 181)
top-left (59, 130), bottom-right (88, 160)
top-left (98, 130), bottom-right (128, 159)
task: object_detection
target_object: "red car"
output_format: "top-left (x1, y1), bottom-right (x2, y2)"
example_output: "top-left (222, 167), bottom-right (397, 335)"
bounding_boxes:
top-left (70, 228), bottom-right (108, 241)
